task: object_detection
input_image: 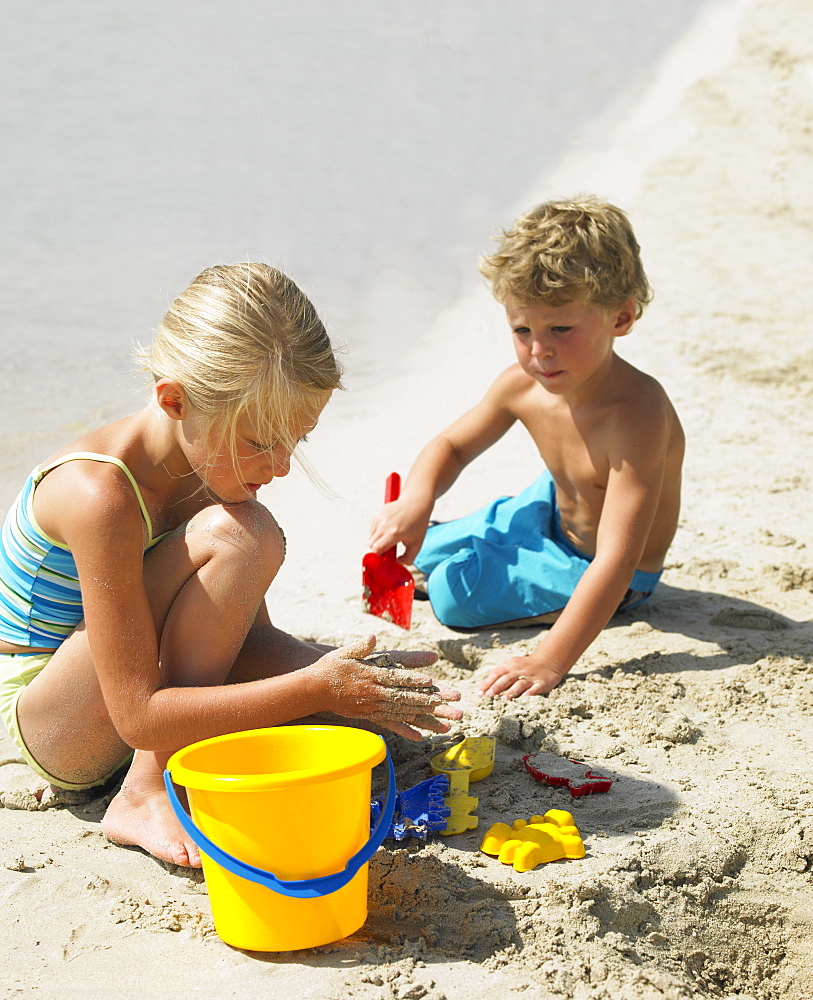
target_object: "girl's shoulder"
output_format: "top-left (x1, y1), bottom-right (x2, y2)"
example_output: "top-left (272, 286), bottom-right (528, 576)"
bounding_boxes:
top-left (33, 455), bottom-right (149, 550)
top-left (31, 408), bottom-right (204, 548)
top-left (30, 411), bottom-right (155, 548)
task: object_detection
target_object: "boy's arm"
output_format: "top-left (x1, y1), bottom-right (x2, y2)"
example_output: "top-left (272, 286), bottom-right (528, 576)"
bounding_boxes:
top-left (479, 401), bottom-right (670, 698)
top-left (369, 366), bottom-right (521, 563)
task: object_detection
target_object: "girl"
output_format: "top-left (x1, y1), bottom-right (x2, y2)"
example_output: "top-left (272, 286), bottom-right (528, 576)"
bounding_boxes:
top-left (0, 263), bottom-right (462, 867)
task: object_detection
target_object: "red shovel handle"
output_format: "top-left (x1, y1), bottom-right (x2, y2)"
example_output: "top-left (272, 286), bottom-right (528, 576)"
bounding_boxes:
top-left (384, 472), bottom-right (401, 504)
top-left (383, 473), bottom-right (400, 559)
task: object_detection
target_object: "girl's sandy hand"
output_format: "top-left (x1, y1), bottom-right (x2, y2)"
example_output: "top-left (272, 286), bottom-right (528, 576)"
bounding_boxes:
top-left (478, 654), bottom-right (567, 700)
top-left (311, 635), bottom-right (463, 741)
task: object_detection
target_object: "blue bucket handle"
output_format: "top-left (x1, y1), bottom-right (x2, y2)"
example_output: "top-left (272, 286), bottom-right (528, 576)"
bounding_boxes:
top-left (163, 739), bottom-right (395, 899)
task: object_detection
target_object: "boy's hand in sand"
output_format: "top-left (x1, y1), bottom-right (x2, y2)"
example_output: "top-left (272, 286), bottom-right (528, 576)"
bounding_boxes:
top-left (310, 635), bottom-right (463, 740)
top-left (369, 496), bottom-right (432, 565)
top-left (478, 654), bottom-right (567, 700)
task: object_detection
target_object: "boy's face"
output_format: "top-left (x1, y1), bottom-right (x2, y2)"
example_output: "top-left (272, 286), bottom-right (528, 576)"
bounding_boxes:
top-left (505, 299), bottom-right (635, 397)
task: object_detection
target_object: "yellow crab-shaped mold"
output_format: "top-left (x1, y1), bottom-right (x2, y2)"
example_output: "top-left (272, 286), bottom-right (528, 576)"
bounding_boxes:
top-left (480, 809), bottom-right (585, 872)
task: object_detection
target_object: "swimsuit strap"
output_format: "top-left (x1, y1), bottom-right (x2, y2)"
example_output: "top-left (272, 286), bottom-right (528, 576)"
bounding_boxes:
top-left (34, 452), bottom-right (157, 545)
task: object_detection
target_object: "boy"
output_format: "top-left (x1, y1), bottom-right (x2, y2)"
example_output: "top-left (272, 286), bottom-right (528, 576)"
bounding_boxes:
top-left (368, 196), bottom-right (684, 698)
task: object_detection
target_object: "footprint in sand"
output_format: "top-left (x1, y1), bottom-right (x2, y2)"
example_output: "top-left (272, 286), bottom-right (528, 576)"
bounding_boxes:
top-left (710, 607), bottom-right (789, 631)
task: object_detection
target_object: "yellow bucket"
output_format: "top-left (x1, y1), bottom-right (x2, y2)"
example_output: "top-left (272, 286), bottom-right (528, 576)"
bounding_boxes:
top-left (164, 725), bottom-right (394, 952)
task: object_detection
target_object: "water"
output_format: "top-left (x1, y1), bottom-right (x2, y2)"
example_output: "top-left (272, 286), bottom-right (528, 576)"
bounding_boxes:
top-left (0, 0), bottom-right (707, 497)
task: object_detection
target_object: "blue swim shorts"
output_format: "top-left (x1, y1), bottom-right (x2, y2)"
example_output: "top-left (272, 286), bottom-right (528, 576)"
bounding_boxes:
top-left (414, 471), bottom-right (662, 629)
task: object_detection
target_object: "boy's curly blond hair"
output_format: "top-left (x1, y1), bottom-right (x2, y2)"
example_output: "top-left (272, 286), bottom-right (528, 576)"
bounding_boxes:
top-left (479, 195), bottom-right (652, 319)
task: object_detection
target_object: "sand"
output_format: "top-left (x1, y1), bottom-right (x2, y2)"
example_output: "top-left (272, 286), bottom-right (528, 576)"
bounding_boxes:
top-left (1, 0), bottom-right (812, 997)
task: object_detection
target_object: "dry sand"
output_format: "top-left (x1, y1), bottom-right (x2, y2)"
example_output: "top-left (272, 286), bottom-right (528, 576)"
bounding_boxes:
top-left (2, 0), bottom-right (812, 997)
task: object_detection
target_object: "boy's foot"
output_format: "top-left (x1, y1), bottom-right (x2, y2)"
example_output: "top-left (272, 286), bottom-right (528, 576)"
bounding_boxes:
top-left (101, 779), bottom-right (202, 868)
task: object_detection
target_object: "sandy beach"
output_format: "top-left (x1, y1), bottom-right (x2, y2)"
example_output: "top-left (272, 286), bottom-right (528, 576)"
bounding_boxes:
top-left (2, 0), bottom-right (812, 997)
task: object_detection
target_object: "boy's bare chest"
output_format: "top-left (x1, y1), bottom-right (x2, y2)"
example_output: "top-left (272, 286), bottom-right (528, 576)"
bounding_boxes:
top-left (520, 405), bottom-right (611, 500)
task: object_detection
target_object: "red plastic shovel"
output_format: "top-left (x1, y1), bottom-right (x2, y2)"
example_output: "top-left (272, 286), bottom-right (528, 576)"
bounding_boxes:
top-left (362, 472), bottom-right (415, 630)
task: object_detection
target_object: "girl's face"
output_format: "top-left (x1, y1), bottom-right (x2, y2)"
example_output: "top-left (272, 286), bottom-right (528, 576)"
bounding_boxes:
top-left (192, 396), bottom-right (327, 504)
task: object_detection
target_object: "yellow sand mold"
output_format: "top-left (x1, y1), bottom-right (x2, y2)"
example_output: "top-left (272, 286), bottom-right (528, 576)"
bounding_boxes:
top-left (480, 809), bottom-right (585, 872)
top-left (430, 735), bottom-right (496, 782)
top-left (429, 736), bottom-right (496, 835)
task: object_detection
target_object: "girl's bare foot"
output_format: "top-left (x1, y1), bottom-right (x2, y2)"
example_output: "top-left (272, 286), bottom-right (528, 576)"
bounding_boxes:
top-left (101, 778), bottom-right (201, 868)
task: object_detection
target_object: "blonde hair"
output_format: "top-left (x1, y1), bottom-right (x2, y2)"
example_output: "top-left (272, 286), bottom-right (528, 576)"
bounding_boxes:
top-left (136, 262), bottom-right (343, 467)
top-left (479, 195), bottom-right (652, 318)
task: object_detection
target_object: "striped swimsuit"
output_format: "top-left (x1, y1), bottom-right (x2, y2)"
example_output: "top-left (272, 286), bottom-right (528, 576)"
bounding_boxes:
top-left (0, 452), bottom-right (165, 790)
top-left (0, 452), bottom-right (163, 647)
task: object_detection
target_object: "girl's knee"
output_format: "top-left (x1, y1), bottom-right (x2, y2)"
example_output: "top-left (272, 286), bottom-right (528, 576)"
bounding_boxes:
top-left (184, 501), bottom-right (286, 581)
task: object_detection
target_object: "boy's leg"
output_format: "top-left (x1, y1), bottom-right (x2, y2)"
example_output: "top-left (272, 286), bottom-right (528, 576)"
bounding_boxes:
top-left (415, 473), bottom-right (584, 628)
top-left (483, 609), bottom-right (563, 628)
top-left (16, 500), bottom-right (284, 866)
top-left (615, 588), bottom-right (652, 614)
top-left (613, 570), bottom-right (661, 615)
